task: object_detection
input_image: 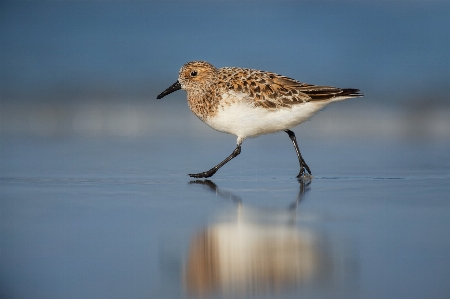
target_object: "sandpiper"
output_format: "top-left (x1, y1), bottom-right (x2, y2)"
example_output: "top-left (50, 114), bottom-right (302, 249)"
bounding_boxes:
top-left (157, 61), bottom-right (362, 178)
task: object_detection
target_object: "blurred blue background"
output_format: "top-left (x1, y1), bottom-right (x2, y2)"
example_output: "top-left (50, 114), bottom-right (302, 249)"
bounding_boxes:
top-left (1, 0), bottom-right (449, 138)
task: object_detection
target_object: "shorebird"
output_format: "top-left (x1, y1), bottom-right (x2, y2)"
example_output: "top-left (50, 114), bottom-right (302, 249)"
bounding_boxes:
top-left (157, 61), bottom-right (362, 178)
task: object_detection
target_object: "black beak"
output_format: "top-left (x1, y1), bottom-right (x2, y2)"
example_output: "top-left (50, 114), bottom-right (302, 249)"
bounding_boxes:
top-left (156, 81), bottom-right (181, 99)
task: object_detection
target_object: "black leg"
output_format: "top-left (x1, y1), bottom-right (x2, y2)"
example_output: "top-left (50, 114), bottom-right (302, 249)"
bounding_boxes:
top-left (189, 144), bottom-right (241, 178)
top-left (285, 129), bottom-right (312, 178)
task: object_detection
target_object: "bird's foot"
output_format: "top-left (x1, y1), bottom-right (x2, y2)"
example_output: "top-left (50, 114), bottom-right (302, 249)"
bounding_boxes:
top-left (188, 169), bottom-right (217, 178)
top-left (297, 174), bottom-right (313, 184)
top-left (296, 167), bottom-right (313, 183)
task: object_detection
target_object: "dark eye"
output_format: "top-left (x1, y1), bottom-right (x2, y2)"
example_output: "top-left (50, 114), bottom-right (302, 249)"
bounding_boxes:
top-left (190, 71), bottom-right (198, 77)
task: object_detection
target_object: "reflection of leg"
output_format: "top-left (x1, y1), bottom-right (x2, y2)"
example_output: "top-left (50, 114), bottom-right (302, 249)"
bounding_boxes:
top-left (190, 179), bottom-right (218, 191)
top-left (289, 178), bottom-right (311, 211)
top-left (189, 180), bottom-right (242, 203)
top-left (285, 129), bottom-right (312, 177)
top-left (189, 144), bottom-right (241, 178)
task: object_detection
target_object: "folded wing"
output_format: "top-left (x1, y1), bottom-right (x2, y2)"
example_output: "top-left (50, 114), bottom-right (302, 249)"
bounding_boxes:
top-left (220, 68), bottom-right (362, 109)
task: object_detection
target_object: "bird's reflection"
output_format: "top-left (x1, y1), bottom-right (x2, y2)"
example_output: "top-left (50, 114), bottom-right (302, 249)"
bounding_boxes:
top-left (184, 179), bottom-right (330, 297)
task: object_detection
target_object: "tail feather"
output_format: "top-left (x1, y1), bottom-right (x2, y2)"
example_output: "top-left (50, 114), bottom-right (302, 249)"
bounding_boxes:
top-left (341, 88), bottom-right (363, 97)
top-left (304, 87), bottom-right (364, 101)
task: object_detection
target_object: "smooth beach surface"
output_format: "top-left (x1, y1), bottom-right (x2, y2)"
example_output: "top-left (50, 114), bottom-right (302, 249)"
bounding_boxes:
top-left (1, 132), bottom-right (449, 299)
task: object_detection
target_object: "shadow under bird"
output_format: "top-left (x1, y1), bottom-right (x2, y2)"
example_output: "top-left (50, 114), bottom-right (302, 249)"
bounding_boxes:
top-left (157, 61), bottom-right (363, 178)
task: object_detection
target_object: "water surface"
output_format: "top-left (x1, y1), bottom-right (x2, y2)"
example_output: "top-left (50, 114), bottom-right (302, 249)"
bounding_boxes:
top-left (1, 136), bottom-right (449, 299)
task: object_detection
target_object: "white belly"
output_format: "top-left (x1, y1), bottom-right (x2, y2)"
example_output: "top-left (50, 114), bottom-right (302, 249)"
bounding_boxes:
top-left (204, 100), bottom-right (328, 142)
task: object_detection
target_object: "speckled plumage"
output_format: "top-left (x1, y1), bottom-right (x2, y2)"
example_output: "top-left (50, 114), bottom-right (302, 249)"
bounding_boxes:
top-left (157, 61), bottom-right (363, 178)
top-left (177, 61), bottom-right (360, 121)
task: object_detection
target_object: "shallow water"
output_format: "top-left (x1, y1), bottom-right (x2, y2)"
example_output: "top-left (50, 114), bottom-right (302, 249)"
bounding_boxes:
top-left (1, 135), bottom-right (449, 299)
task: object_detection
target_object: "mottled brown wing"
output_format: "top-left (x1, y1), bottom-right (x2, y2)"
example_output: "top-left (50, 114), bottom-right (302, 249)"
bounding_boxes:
top-left (258, 74), bottom-right (362, 108)
top-left (220, 68), bottom-right (361, 109)
top-left (219, 68), bottom-right (308, 108)
top-left (257, 74), bottom-right (312, 108)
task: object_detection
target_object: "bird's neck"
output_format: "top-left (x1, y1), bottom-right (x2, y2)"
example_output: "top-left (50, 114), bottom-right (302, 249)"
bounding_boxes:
top-left (187, 87), bottom-right (220, 121)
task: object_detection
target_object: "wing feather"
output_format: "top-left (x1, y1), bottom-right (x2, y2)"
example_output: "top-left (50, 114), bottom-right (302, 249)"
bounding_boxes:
top-left (218, 67), bottom-right (362, 109)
